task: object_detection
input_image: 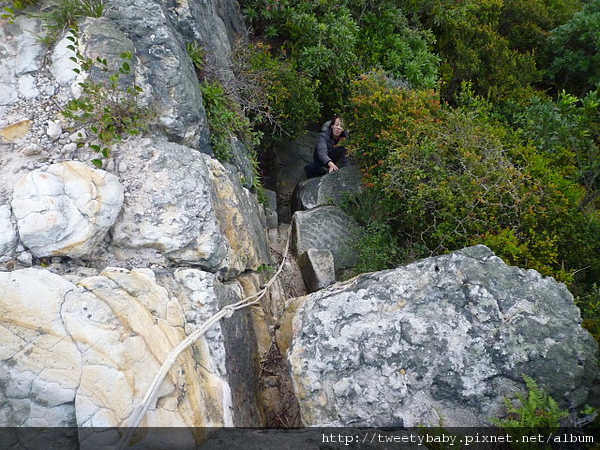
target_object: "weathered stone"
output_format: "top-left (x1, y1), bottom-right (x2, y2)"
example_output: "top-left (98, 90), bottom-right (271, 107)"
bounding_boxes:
top-left (0, 204), bottom-right (17, 260)
top-left (111, 138), bottom-right (228, 269)
top-left (102, 0), bottom-right (210, 150)
top-left (0, 269), bottom-right (82, 428)
top-left (46, 120), bottom-right (62, 140)
top-left (298, 249), bottom-right (335, 293)
top-left (0, 119), bottom-right (32, 142)
top-left (0, 16), bottom-right (44, 106)
top-left (285, 246), bottom-right (599, 427)
top-left (0, 266), bottom-right (258, 446)
top-left (291, 206), bottom-right (360, 270)
top-left (291, 165), bottom-right (362, 213)
top-left (271, 132), bottom-right (317, 221)
top-left (49, 29), bottom-right (80, 89)
top-left (11, 161), bottom-right (124, 258)
top-left (205, 154), bottom-right (271, 275)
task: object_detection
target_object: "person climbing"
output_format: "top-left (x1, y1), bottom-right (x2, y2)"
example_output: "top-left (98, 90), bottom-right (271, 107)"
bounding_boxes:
top-left (304, 115), bottom-right (350, 178)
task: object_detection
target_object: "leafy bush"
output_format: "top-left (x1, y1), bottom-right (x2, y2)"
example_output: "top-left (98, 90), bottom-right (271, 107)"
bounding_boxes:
top-left (345, 72), bottom-right (596, 283)
top-left (547, 0), bottom-right (600, 96)
top-left (492, 375), bottom-right (568, 449)
top-left (230, 39), bottom-right (321, 142)
top-left (395, 0), bottom-right (581, 105)
top-left (240, 0), bottom-right (440, 113)
top-left (355, 3), bottom-right (439, 90)
top-left (200, 80), bottom-right (260, 162)
top-left (62, 30), bottom-right (151, 168)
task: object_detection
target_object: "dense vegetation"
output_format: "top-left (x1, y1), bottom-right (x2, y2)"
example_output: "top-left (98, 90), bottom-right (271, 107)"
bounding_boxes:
top-left (6, 0), bottom-right (599, 344)
top-left (236, 0), bottom-right (600, 345)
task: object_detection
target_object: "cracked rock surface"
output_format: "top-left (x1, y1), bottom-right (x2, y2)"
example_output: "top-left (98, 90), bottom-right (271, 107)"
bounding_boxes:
top-left (281, 245), bottom-right (599, 427)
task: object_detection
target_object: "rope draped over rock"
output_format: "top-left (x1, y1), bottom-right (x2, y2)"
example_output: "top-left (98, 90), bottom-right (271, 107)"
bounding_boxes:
top-left (117, 226), bottom-right (292, 449)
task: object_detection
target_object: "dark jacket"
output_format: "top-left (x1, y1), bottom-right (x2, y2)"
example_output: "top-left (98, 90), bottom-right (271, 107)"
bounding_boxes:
top-left (314, 120), bottom-right (349, 167)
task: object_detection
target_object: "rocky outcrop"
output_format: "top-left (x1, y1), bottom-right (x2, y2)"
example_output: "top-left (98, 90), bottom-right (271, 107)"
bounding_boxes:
top-left (280, 245), bottom-right (599, 427)
top-left (0, 265), bottom-right (269, 446)
top-left (291, 205), bottom-right (361, 272)
top-left (291, 165), bottom-right (362, 213)
top-left (0, 0), bottom-right (280, 442)
top-left (269, 132), bottom-right (316, 221)
top-left (11, 161), bottom-right (123, 258)
top-left (106, 137), bottom-right (269, 275)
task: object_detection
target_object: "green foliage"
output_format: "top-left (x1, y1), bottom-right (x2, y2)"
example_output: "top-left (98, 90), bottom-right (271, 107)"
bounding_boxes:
top-left (492, 375), bottom-right (568, 449)
top-left (240, 0), bottom-right (440, 113)
top-left (61, 30), bottom-right (150, 168)
top-left (547, 0), bottom-right (600, 96)
top-left (31, 0), bottom-right (105, 45)
top-left (576, 284), bottom-right (600, 345)
top-left (515, 88), bottom-right (600, 210)
top-left (200, 80), bottom-right (260, 162)
top-left (342, 190), bottom-right (409, 274)
top-left (2, 0), bottom-right (38, 21)
top-left (345, 72), bottom-right (596, 283)
top-left (395, 0), bottom-right (582, 105)
top-left (230, 39), bottom-right (321, 142)
top-left (186, 41), bottom-right (205, 72)
top-left (355, 3), bottom-right (439, 89)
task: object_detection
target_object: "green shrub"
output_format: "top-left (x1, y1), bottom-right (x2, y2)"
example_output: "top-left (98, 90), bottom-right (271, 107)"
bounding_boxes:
top-left (200, 80), bottom-right (260, 162)
top-left (547, 0), bottom-right (600, 96)
top-left (230, 39), bottom-right (321, 142)
top-left (345, 71), bottom-right (595, 283)
top-left (492, 375), bottom-right (568, 450)
top-left (62, 30), bottom-right (151, 168)
top-left (240, 0), bottom-right (440, 113)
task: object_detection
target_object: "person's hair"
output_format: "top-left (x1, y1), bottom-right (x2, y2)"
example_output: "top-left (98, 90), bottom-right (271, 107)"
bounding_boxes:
top-left (329, 114), bottom-right (343, 131)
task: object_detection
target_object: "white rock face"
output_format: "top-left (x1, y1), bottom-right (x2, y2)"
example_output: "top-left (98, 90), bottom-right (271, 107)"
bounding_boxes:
top-left (111, 138), bottom-right (228, 268)
top-left (0, 267), bottom-right (236, 447)
top-left (49, 29), bottom-right (80, 89)
top-left (0, 205), bottom-right (17, 260)
top-left (0, 269), bottom-right (82, 427)
top-left (11, 161), bottom-right (124, 258)
top-left (0, 16), bottom-right (45, 106)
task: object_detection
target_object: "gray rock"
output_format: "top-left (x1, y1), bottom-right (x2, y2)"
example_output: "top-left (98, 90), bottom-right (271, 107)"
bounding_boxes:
top-left (285, 245), bottom-right (599, 427)
top-left (298, 249), bottom-right (335, 293)
top-left (103, 0), bottom-right (210, 150)
top-left (0, 205), bottom-right (17, 260)
top-left (271, 132), bottom-right (316, 221)
top-left (0, 16), bottom-right (44, 106)
top-left (292, 165), bottom-right (362, 213)
top-left (111, 138), bottom-right (228, 269)
top-left (11, 161), bottom-right (124, 259)
top-left (292, 206), bottom-right (360, 271)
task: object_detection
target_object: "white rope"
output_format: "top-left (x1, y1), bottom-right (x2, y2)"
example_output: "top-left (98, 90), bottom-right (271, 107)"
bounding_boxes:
top-left (117, 226), bottom-right (292, 449)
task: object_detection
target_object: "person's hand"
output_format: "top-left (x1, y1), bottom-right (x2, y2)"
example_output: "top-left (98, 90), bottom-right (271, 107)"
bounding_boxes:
top-left (328, 161), bottom-right (339, 172)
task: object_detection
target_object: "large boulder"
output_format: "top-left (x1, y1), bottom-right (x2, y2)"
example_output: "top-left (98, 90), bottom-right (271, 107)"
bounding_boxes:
top-left (110, 137), bottom-right (270, 276)
top-left (0, 266), bottom-right (262, 447)
top-left (111, 138), bottom-right (227, 269)
top-left (11, 161), bottom-right (124, 259)
top-left (291, 165), bottom-right (362, 213)
top-left (291, 206), bottom-right (360, 271)
top-left (282, 245), bottom-right (599, 427)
